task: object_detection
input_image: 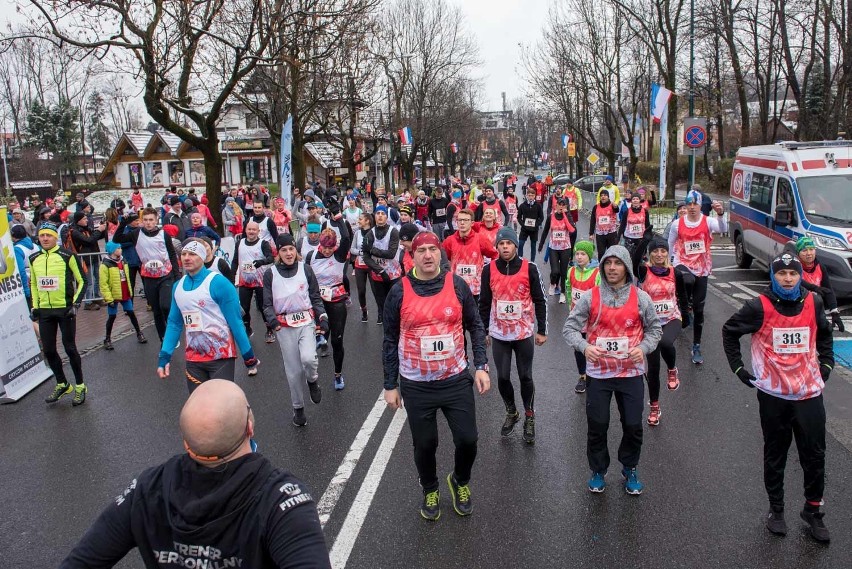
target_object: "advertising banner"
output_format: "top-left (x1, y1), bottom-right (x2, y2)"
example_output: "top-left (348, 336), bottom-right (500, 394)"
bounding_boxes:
top-left (0, 206), bottom-right (53, 402)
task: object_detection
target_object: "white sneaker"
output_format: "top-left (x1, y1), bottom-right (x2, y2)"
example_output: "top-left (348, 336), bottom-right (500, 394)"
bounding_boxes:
top-left (548, 284), bottom-right (556, 296)
top-left (559, 293), bottom-right (566, 304)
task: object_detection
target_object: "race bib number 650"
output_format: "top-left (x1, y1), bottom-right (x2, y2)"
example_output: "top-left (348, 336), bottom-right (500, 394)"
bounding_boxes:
top-left (38, 276), bottom-right (59, 291)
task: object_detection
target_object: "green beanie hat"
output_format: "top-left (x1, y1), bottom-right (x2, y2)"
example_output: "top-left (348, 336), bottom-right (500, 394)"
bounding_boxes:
top-left (795, 236), bottom-right (816, 253)
top-left (574, 240), bottom-right (595, 258)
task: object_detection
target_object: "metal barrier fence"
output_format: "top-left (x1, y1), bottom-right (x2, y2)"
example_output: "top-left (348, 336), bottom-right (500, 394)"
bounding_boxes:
top-left (75, 251), bottom-right (109, 304)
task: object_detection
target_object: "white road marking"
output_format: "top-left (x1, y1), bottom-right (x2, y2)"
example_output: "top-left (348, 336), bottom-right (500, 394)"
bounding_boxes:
top-left (715, 282), bottom-right (731, 288)
top-left (731, 282), bottom-right (761, 298)
top-left (317, 393), bottom-right (387, 527)
top-left (329, 407), bottom-right (408, 569)
top-left (733, 293), bottom-right (753, 300)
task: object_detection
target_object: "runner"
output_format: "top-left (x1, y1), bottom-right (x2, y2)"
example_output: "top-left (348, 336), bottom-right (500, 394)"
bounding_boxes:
top-left (563, 245), bottom-right (662, 495)
top-left (637, 237), bottom-right (681, 426)
top-left (232, 220), bottom-right (276, 343)
top-left (479, 227), bottom-right (547, 443)
top-left (414, 190), bottom-right (430, 228)
top-left (157, 239), bottom-right (259, 392)
top-left (722, 253), bottom-right (833, 542)
top-left (565, 240), bottom-right (599, 394)
top-left (474, 185), bottom-right (510, 226)
top-left (563, 180), bottom-right (583, 226)
top-left (795, 236), bottom-right (845, 332)
top-left (473, 207), bottom-right (501, 251)
top-left (382, 231), bottom-right (491, 520)
top-left (244, 198), bottom-right (279, 252)
top-left (114, 207), bottom-right (180, 342)
top-left (297, 216), bottom-right (322, 259)
top-left (596, 175), bottom-right (620, 206)
top-left (203, 240), bottom-right (234, 282)
top-left (351, 212), bottom-right (374, 323)
top-left (442, 209), bottom-right (497, 299)
top-left (30, 222), bottom-right (88, 406)
top-left (668, 193), bottom-right (727, 365)
top-left (588, 189), bottom-right (620, 261)
top-left (504, 186), bottom-right (518, 231)
top-left (443, 187), bottom-right (466, 238)
top-left (305, 225), bottom-right (351, 391)
top-left (538, 198), bottom-right (576, 302)
top-left (272, 197), bottom-right (293, 236)
top-left (618, 193), bottom-right (652, 278)
top-left (263, 234), bottom-right (327, 427)
top-left (428, 186), bottom-right (450, 240)
top-left (99, 241), bottom-right (147, 350)
top-left (517, 187), bottom-right (544, 262)
top-left (362, 205), bottom-right (402, 325)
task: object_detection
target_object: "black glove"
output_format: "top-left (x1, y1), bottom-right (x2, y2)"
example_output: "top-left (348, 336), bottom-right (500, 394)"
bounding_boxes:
top-left (318, 317), bottom-right (329, 334)
top-left (253, 259), bottom-right (265, 268)
top-left (736, 368), bottom-right (756, 388)
top-left (831, 312), bottom-right (845, 333)
top-left (30, 308), bottom-right (39, 322)
top-left (65, 305), bottom-right (78, 318)
top-left (244, 356), bottom-right (259, 368)
top-left (820, 364), bottom-right (831, 383)
top-left (379, 270), bottom-right (390, 282)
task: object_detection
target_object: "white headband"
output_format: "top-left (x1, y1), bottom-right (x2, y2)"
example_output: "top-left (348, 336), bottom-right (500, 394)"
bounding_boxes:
top-left (182, 240), bottom-right (207, 258)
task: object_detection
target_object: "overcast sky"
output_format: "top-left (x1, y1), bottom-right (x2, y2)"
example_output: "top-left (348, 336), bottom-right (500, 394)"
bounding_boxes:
top-left (1, 0), bottom-right (547, 112)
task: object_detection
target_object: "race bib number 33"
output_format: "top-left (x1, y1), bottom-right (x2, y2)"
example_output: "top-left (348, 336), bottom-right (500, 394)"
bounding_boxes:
top-left (595, 336), bottom-right (629, 359)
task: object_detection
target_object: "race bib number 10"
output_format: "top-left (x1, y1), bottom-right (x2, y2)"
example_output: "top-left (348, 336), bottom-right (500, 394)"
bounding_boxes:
top-left (421, 334), bottom-right (454, 361)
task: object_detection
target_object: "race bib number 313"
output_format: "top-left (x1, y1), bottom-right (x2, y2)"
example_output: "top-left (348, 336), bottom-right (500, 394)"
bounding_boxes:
top-left (772, 327), bottom-right (810, 354)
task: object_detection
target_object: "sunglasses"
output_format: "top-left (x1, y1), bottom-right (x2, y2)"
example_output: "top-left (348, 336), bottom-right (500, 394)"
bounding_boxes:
top-left (183, 405), bottom-right (251, 463)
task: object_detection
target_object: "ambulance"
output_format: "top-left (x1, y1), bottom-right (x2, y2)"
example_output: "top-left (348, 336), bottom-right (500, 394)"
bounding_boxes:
top-left (728, 141), bottom-right (852, 297)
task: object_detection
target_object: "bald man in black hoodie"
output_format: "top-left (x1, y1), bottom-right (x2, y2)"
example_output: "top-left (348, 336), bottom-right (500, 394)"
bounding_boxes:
top-left (60, 380), bottom-right (330, 568)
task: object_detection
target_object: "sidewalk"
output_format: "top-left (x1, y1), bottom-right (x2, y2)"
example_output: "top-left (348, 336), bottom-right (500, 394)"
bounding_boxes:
top-left (56, 297), bottom-right (155, 362)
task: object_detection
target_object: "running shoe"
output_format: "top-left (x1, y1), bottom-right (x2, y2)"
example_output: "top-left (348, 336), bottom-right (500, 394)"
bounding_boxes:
top-left (361, 309), bottom-right (368, 323)
top-left (45, 382), bottom-right (72, 404)
top-left (446, 473), bottom-right (473, 516)
top-left (292, 407), bottom-right (307, 427)
top-left (246, 327), bottom-right (254, 338)
top-left (72, 384), bottom-right (87, 407)
top-left (137, 333), bottom-right (148, 344)
top-left (501, 410), bottom-right (520, 436)
top-left (103, 339), bottom-right (114, 351)
top-left (622, 467), bottom-right (644, 495)
top-left (548, 284), bottom-right (556, 296)
top-left (247, 364), bottom-right (259, 376)
top-left (691, 344), bottom-right (704, 365)
top-left (265, 330), bottom-right (276, 344)
top-left (522, 415), bottom-right (535, 444)
top-left (334, 375), bottom-right (345, 391)
top-left (316, 335), bottom-right (327, 349)
top-left (420, 489), bottom-right (441, 521)
top-left (377, 316), bottom-right (383, 325)
top-left (308, 380), bottom-right (322, 404)
top-left (558, 293), bottom-right (566, 304)
top-left (574, 375), bottom-right (587, 393)
top-left (765, 510), bottom-right (787, 536)
top-left (800, 509), bottom-right (830, 542)
top-left (588, 472), bottom-right (606, 493)
top-left (667, 368), bottom-right (680, 390)
top-left (647, 402), bottom-right (661, 426)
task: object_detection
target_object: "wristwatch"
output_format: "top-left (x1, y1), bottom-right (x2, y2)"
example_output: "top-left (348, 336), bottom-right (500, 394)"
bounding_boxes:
top-left (475, 363), bottom-right (489, 373)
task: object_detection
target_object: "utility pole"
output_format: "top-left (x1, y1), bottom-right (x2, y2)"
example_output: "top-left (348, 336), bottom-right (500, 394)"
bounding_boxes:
top-left (688, 0), bottom-right (696, 190)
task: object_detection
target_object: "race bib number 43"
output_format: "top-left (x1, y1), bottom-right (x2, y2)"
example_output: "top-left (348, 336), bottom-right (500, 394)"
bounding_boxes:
top-left (496, 300), bottom-right (522, 320)
top-left (772, 327), bottom-right (810, 354)
top-left (595, 336), bottom-right (629, 359)
top-left (421, 334), bottom-right (454, 361)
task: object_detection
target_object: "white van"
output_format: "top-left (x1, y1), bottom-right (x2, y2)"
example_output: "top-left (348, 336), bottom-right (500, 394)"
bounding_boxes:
top-left (728, 141), bottom-right (852, 297)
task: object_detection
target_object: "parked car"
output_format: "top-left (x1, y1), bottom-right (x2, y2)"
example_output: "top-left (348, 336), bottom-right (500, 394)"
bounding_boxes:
top-left (573, 175), bottom-right (610, 194)
top-left (552, 174), bottom-right (573, 186)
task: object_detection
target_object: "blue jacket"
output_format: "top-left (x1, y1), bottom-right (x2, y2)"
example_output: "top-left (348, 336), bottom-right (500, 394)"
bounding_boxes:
top-left (185, 225), bottom-right (221, 246)
top-left (120, 225), bottom-right (141, 267)
top-left (13, 236), bottom-right (39, 298)
top-left (159, 268), bottom-right (254, 367)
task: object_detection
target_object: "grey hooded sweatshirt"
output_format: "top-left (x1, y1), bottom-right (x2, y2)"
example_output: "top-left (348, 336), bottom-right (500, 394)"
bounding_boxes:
top-left (563, 245), bottom-right (662, 358)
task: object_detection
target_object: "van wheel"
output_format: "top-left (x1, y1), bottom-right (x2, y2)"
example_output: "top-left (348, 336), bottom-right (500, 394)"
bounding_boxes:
top-left (735, 234), bottom-right (753, 269)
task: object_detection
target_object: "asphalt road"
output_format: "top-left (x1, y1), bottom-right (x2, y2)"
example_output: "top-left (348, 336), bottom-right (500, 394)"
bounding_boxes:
top-left (2, 212), bottom-right (852, 569)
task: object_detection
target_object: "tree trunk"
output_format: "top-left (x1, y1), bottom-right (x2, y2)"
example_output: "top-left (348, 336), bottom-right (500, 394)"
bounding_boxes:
top-left (292, 113), bottom-right (307, 190)
top-left (202, 145), bottom-right (224, 232)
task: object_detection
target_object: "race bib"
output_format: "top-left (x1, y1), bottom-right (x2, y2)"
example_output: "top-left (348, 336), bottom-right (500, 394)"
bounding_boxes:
top-left (37, 276), bottom-right (59, 291)
top-left (183, 310), bottom-right (203, 332)
top-left (284, 310), bottom-right (312, 327)
top-left (435, 208), bottom-right (446, 217)
top-left (524, 217), bottom-right (536, 228)
top-left (420, 334), bottom-right (454, 361)
top-left (241, 262), bottom-right (256, 274)
top-left (496, 300), bottom-right (522, 321)
top-left (654, 299), bottom-right (676, 319)
top-left (572, 289), bottom-right (582, 303)
top-left (628, 223), bottom-right (643, 235)
top-left (772, 327), bottom-right (810, 354)
top-left (598, 216), bottom-right (611, 226)
top-left (568, 196), bottom-right (578, 209)
top-left (685, 240), bottom-right (706, 254)
top-left (455, 264), bottom-right (477, 278)
top-left (507, 204), bottom-right (517, 215)
top-left (276, 226), bottom-right (287, 235)
top-left (552, 230), bottom-right (567, 242)
top-left (319, 286), bottom-right (333, 302)
top-left (595, 336), bottom-right (629, 359)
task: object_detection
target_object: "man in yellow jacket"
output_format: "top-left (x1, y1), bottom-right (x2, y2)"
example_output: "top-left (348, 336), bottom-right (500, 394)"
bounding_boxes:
top-left (99, 241), bottom-right (147, 351)
top-left (30, 222), bottom-right (88, 405)
top-left (596, 175), bottom-right (620, 206)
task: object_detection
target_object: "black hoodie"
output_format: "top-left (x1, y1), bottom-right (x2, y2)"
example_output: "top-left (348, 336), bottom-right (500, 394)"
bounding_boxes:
top-left (60, 453), bottom-right (330, 568)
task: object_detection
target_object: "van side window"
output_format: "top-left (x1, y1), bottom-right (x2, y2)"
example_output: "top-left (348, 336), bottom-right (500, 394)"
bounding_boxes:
top-left (775, 178), bottom-right (796, 225)
top-left (749, 173), bottom-right (775, 214)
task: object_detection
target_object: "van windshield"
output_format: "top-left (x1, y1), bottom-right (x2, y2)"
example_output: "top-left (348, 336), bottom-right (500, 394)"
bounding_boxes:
top-left (797, 175), bottom-right (852, 226)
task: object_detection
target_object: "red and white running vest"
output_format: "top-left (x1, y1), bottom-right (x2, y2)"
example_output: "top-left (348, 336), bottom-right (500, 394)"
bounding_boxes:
top-left (308, 251), bottom-right (347, 303)
top-left (481, 201), bottom-right (503, 226)
top-left (505, 197), bottom-right (518, 223)
top-left (548, 214), bottom-right (575, 250)
top-left (369, 227), bottom-right (403, 282)
top-left (569, 266), bottom-right (599, 310)
top-left (802, 264), bottom-right (823, 286)
top-left (751, 293), bottom-right (823, 400)
top-left (136, 230), bottom-right (173, 279)
top-left (489, 259), bottom-right (535, 341)
top-left (640, 267), bottom-right (681, 324)
top-left (271, 263), bottom-right (314, 328)
top-left (623, 209), bottom-right (647, 239)
top-left (398, 273), bottom-right (467, 381)
top-left (174, 273), bottom-right (236, 362)
top-left (449, 232), bottom-right (486, 295)
top-left (674, 216), bottom-right (713, 276)
top-left (586, 286), bottom-right (646, 378)
top-left (594, 206), bottom-right (617, 235)
top-left (236, 238), bottom-right (266, 288)
top-left (300, 238), bottom-right (318, 259)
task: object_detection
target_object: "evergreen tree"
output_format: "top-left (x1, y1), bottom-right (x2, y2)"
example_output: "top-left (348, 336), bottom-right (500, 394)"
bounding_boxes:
top-left (86, 90), bottom-right (112, 157)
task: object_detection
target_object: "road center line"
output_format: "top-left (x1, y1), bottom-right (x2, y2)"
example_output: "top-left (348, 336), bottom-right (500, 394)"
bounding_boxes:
top-left (317, 392), bottom-right (387, 527)
top-left (329, 407), bottom-right (408, 569)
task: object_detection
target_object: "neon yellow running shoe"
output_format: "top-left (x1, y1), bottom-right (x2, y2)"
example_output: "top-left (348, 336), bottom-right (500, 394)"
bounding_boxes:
top-left (45, 383), bottom-right (72, 404)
